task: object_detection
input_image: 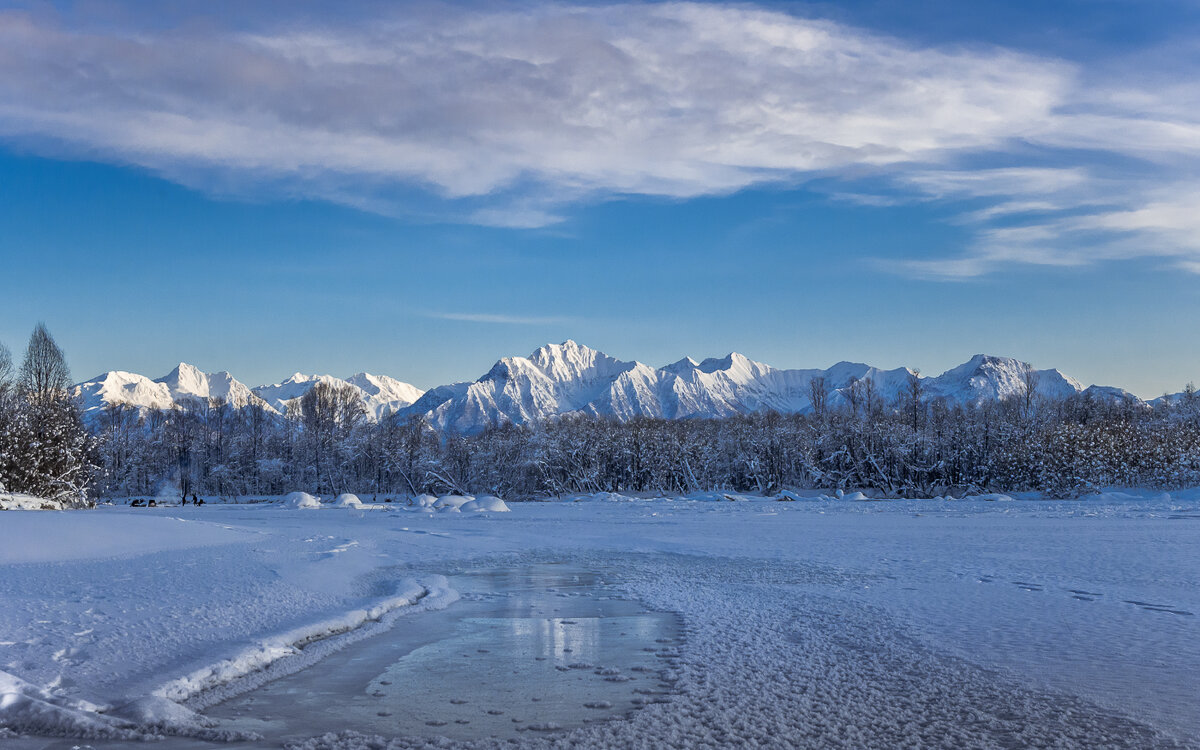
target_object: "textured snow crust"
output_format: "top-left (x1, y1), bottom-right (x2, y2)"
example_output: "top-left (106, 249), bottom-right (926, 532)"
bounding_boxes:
top-left (292, 553), bottom-right (1189, 750)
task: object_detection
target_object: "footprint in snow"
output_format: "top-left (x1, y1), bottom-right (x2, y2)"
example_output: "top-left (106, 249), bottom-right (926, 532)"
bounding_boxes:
top-left (1124, 600), bottom-right (1195, 616)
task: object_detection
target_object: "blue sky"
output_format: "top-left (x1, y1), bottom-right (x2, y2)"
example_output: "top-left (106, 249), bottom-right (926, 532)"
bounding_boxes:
top-left (1, 0), bottom-right (1198, 397)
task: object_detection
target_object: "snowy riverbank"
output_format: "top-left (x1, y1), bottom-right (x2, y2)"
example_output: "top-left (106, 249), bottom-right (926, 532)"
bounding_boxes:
top-left (1, 491), bottom-right (1197, 747)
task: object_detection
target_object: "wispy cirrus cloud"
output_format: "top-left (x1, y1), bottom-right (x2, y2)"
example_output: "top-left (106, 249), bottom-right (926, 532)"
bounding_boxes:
top-left (0, 3), bottom-right (1198, 275)
top-left (0, 4), bottom-right (1068, 207)
top-left (424, 312), bottom-right (574, 325)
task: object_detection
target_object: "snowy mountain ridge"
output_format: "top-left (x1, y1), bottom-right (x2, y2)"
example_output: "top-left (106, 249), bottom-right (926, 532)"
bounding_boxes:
top-left (73, 366), bottom-right (424, 422)
top-left (398, 341), bottom-right (1126, 434)
top-left (72, 341), bottom-right (1133, 430)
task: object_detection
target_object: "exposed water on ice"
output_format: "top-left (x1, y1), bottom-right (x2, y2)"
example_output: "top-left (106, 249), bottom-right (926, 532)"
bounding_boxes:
top-left (205, 564), bottom-right (679, 743)
top-left (16, 564), bottom-right (677, 749)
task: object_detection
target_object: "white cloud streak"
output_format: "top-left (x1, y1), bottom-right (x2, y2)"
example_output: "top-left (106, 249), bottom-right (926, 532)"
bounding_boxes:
top-left (425, 312), bottom-right (573, 325)
top-left (0, 3), bottom-right (1197, 274)
top-left (0, 5), bottom-right (1068, 197)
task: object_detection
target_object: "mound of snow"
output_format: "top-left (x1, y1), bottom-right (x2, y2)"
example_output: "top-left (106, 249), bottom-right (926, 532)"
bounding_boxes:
top-left (281, 492), bottom-right (321, 509)
top-left (410, 494), bottom-right (438, 509)
top-left (0, 492), bottom-right (63, 511)
top-left (434, 494), bottom-right (474, 510)
top-left (460, 496), bottom-right (510, 512)
top-left (330, 493), bottom-right (362, 508)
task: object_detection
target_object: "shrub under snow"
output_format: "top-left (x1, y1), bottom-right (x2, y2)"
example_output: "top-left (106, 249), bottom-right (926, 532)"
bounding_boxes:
top-left (330, 493), bottom-right (363, 508)
top-left (0, 492), bottom-right (64, 511)
top-left (460, 495), bottom-right (510, 512)
top-left (281, 492), bottom-right (321, 509)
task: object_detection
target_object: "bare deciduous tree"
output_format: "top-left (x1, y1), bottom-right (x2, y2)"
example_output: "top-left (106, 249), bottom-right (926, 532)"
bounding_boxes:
top-left (1022, 365), bottom-right (1040, 420)
top-left (19, 323), bottom-right (71, 406)
top-left (0, 342), bottom-right (13, 394)
top-left (809, 376), bottom-right (827, 418)
top-left (904, 369), bottom-right (923, 430)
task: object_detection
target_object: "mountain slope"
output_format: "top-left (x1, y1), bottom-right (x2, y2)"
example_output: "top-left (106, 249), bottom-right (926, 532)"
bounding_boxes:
top-left (157, 363), bottom-right (268, 410)
top-left (73, 364), bottom-right (271, 419)
top-left (923, 354), bottom-right (1081, 405)
top-left (251, 372), bottom-right (426, 420)
top-left (73, 371), bottom-right (176, 418)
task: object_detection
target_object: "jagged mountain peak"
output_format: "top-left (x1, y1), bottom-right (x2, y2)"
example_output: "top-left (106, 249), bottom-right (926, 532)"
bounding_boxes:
top-left (157, 361), bottom-right (203, 385)
top-left (527, 340), bottom-right (630, 381)
top-left (253, 371), bottom-right (423, 420)
top-left (927, 353), bottom-right (1082, 404)
top-left (345, 372), bottom-right (425, 411)
top-left (662, 356), bottom-right (701, 374)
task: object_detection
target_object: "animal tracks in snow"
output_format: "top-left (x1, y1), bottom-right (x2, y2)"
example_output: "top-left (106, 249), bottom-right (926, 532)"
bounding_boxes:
top-left (1123, 600), bottom-right (1195, 617)
top-left (976, 576), bottom-right (1195, 616)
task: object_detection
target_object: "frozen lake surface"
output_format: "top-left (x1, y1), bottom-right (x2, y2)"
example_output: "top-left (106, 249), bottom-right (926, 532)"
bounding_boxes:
top-left (1, 491), bottom-right (1197, 747)
top-left (207, 565), bottom-right (679, 744)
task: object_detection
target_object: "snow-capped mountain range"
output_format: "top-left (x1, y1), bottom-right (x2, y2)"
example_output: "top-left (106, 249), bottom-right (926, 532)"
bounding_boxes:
top-left (72, 341), bottom-right (1143, 432)
top-left (73, 364), bottom-right (424, 423)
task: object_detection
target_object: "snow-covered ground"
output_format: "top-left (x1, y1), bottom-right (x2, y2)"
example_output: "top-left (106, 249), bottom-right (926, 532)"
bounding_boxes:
top-left (1, 490), bottom-right (1197, 748)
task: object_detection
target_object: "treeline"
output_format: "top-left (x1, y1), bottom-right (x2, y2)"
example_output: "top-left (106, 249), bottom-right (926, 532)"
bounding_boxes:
top-left (91, 377), bottom-right (1200, 501)
top-left (0, 325), bottom-right (95, 507)
top-left (3, 324), bottom-right (1197, 504)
